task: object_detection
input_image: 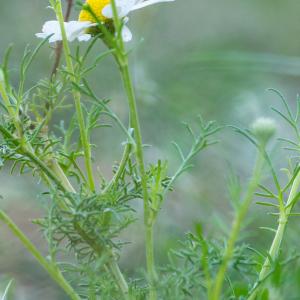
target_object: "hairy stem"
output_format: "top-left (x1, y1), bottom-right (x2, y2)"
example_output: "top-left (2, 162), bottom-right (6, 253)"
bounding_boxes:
top-left (54, 1), bottom-right (129, 296)
top-left (49, 159), bottom-right (76, 193)
top-left (118, 49), bottom-right (157, 300)
top-left (0, 211), bottom-right (81, 300)
top-left (210, 153), bottom-right (263, 300)
top-left (51, 0), bottom-right (73, 77)
top-left (55, 0), bottom-right (95, 192)
top-left (108, 1), bottom-right (157, 297)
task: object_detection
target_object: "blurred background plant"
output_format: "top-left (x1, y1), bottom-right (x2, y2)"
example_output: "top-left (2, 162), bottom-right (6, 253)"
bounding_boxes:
top-left (2, 0), bottom-right (300, 299)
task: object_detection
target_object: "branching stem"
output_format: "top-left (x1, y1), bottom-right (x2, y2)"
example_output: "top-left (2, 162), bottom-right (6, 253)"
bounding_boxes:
top-left (109, 1), bottom-right (157, 298)
top-left (55, 0), bottom-right (95, 192)
top-left (210, 152), bottom-right (264, 300)
top-left (248, 168), bottom-right (300, 300)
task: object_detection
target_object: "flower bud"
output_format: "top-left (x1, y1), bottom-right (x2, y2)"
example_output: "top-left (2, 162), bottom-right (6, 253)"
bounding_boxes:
top-left (251, 117), bottom-right (276, 145)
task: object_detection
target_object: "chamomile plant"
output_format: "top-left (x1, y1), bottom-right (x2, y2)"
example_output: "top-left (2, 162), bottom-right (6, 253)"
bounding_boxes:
top-left (1, 0), bottom-right (300, 300)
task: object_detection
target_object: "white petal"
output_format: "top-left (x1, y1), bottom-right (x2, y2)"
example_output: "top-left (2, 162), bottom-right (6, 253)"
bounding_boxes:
top-left (65, 21), bottom-right (94, 41)
top-left (121, 25), bottom-right (132, 42)
top-left (35, 33), bottom-right (48, 39)
top-left (36, 20), bottom-right (95, 43)
top-left (49, 34), bottom-right (62, 43)
top-left (36, 21), bottom-right (62, 43)
top-left (102, 0), bottom-right (136, 18)
top-left (77, 34), bottom-right (92, 42)
top-left (42, 20), bottom-right (60, 31)
top-left (132, 0), bottom-right (175, 11)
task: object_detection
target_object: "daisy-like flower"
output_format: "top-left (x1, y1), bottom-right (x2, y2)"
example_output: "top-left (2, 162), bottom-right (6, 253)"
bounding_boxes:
top-left (36, 0), bottom-right (175, 43)
top-left (36, 20), bottom-right (94, 42)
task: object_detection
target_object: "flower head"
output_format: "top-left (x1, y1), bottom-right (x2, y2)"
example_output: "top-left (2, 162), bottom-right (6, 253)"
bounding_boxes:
top-left (251, 117), bottom-right (276, 145)
top-left (79, 0), bottom-right (111, 23)
top-left (36, 0), bottom-right (175, 43)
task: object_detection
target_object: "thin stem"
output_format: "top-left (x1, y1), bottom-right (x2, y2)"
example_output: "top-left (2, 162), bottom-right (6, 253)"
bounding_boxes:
top-left (104, 144), bottom-right (131, 192)
top-left (210, 153), bottom-right (264, 300)
top-left (163, 143), bottom-right (200, 196)
top-left (119, 62), bottom-right (157, 298)
top-left (0, 210), bottom-right (81, 300)
top-left (145, 223), bottom-right (157, 297)
top-left (108, 259), bottom-right (130, 299)
top-left (0, 124), bottom-right (69, 198)
top-left (74, 222), bottom-right (129, 298)
top-left (121, 62), bottom-right (157, 298)
top-left (248, 168), bottom-right (300, 300)
top-left (54, 2), bottom-right (129, 296)
top-left (117, 52), bottom-right (156, 300)
top-left (55, 0), bottom-right (95, 192)
top-left (49, 159), bottom-right (76, 193)
top-left (51, 0), bottom-right (73, 77)
top-left (109, 1), bottom-right (157, 297)
top-left (0, 80), bottom-right (22, 139)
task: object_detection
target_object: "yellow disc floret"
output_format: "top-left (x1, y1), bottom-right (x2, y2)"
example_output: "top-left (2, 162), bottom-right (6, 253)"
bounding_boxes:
top-left (79, 0), bottom-right (111, 23)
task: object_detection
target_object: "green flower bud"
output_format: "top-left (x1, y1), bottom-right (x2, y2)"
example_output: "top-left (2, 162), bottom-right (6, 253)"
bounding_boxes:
top-left (251, 117), bottom-right (276, 145)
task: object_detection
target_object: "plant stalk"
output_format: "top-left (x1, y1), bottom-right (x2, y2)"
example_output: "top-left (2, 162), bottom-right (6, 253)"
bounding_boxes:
top-left (54, 1), bottom-right (129, 296)
top-left (210, 153), bottom-right (263, 300)
top-left (0, 211), bottom-right (81, 300)
top-left (108, 1), bottom-right (157, 298)
top-left (55, 0), bottom-right (95, 192)
top-left (109, 258), bottom-right (130, 299)
top-left (119, 59), bottom-right (157, 300)
top-left (0, 80), bottom-right (22, 140)
top-left (248, 169), bottom-right (300, 300)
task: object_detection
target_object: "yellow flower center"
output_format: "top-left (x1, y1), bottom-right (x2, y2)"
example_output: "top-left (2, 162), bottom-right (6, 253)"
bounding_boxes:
top-left (79, 0), bottom-right (111, 23)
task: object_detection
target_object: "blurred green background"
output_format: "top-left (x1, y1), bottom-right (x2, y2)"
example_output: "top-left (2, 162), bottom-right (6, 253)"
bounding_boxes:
top-left (1, 0), bottom-right (300, 298)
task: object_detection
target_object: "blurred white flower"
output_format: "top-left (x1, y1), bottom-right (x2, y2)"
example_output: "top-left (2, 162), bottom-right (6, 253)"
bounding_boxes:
top-left (36, 20), bottom-right (95, 43)
top-left (102, 0), bottom-right (175, 19)
top-left (36, 0), bottom-right (175, 43)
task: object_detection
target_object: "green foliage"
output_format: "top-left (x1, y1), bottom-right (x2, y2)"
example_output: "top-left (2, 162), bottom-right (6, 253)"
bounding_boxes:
top-left (2, 1), bottom-right (300, 300)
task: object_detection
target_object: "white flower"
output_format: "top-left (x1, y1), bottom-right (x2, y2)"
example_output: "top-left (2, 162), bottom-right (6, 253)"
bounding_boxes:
top-left (102, 0), bottom-right (175, 19)
top-left (102, 0), bottom-right (175, 41)
top-left (36, 0), bottom-right (175, 43)
top-left (36, 20), bottom-right (95, 43)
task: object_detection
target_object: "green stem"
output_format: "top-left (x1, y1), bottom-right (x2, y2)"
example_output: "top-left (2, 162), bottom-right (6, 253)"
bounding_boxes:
top-left (109, 259), bottom-right (130, 299)
top-left (1, 124), bottom-right (128, 297)
top-left (55, 2), bottom-right (129, 296)
top-left (0, 79), bottom-right (22, 141)
top-left (210, 153), bottom-right (263, 300)
top-left (108, 0), bottom-right (157, 296)
top-left (248, 169), bottom-right (300, 300)
top-left (74, 222), bottom-right (129, 298)
top-left (119, 57), bottom-right (157, 300)
top-left (0, 211), bottom-right (81, 300)
top-left (145, 223), bottom-right (157, 299)
top-left (55, 0), bottom-right (95, 192)
top-left (104, 144), bottom-right (131, 192)
top-left (49, 159), bottom-right (76, 193)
